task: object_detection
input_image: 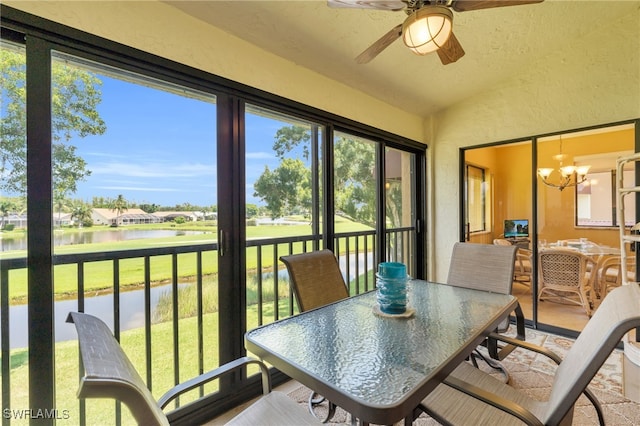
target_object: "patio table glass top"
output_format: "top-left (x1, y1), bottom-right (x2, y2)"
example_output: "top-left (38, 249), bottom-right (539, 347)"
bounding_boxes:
top-left (245, 279), bottom-right (517, 424)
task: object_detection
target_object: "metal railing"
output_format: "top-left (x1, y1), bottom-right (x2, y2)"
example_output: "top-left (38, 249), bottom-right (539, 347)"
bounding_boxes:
top-left (0, 227), bottom-right (413, 424)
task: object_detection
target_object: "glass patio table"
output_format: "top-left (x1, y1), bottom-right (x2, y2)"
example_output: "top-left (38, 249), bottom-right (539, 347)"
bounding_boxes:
top-left (245, 279), bottom-right (517, 425)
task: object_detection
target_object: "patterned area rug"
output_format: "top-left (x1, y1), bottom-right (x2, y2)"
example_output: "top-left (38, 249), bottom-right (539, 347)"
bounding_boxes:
top-left (287, 328), bottom-right (640, 425)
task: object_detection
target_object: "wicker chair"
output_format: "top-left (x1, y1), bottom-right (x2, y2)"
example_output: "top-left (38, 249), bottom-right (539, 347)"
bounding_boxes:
top-left (537, 248), bottom-right (596, 317)
top-left (447, 242), bottom-right (525, 382)
top-left (597, 255), bottom-right (636, 297)
top-left (417, 283), bottom-right (640, 426)
top-left (279, 249), bottom-right (350, 422)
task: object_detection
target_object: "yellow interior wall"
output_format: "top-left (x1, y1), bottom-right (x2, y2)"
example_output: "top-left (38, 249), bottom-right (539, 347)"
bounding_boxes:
top-left (465, 147), bottom-right (498, 244)
top-left (494, 143), bottom-right (533, 240)
top-left (464, 128), bottom-right (634, 249)
top-left (465, 143), bottom-right (533, 244)
top-left (537, 128), bottom-right (635, 248)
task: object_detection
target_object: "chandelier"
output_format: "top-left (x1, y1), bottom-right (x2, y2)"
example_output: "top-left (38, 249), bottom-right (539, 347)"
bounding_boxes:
top-left (537, 136), bottom-right (591, 191)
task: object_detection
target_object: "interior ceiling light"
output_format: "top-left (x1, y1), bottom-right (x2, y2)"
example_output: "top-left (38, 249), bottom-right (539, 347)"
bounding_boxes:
top-left (402, 5), bottom-right (453, 55)
top-left (328, 0), bottom-right (545, 65)
top-left (538, 136), bottom-right (591, 191)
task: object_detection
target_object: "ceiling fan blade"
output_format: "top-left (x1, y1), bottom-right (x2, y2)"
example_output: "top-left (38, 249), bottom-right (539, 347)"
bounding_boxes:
top-left (436, 32), bottom-right (465, 65)
top-left (452, 0), bottom-right (543, 13)
top-left (328, 0), bottom-right (407, 11)
top-left (355, 23), bottom-right (403, 64)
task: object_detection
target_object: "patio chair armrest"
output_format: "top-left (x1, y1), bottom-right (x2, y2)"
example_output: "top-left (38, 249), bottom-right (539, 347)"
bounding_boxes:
top-left (487, 332), bottom-right (605, 425)
top-left (158, 356), bottom-right (271, 409)
top-left (486, 332), bottom-right (563, 364)
top-left (442, 376), bottom-right (544, 426)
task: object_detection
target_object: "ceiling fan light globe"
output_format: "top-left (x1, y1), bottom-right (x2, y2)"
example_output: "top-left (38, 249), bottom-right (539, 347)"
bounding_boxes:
top-left (402, 5), bottom-right (453, 55)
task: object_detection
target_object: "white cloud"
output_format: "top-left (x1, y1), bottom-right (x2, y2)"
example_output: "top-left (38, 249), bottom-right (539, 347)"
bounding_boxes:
top-left (96, 186), bottom-right (180, 192)
top-left (90, 161), bottom-right (215, 178)
top-left (246, 152), bottom-right (274, 160)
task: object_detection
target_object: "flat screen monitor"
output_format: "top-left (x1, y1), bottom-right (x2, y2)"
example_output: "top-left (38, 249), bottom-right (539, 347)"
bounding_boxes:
top-left (504, 219), bottom-right (529, 238)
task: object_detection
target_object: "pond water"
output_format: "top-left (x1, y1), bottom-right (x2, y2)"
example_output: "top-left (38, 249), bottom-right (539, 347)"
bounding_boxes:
top-left (0, 229), bottom-right (208, 251)
top-left (4, 283), bottom-right (181, 350)
top-left (3, 252), bottom-right (375, 349)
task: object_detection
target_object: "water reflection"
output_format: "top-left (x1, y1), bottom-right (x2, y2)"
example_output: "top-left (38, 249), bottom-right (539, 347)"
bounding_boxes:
top-left (1, 229), bottom-right (208, 251)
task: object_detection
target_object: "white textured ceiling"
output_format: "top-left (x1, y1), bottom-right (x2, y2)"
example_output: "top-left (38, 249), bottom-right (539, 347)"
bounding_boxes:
top-left (165, 0), bottom-right (639, 117)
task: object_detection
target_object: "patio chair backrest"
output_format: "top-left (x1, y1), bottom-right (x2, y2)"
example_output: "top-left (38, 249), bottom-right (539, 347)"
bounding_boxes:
top-left (67, 311), bottom-right (169, 426)
top-left (447, 242), bottom-right (517, 295)
top-left (68, 312), bottom-right (322, 425)
top-left (543, 283), bottom-right (640, 424)
top-left (280, 249), bottom-right (349, 312)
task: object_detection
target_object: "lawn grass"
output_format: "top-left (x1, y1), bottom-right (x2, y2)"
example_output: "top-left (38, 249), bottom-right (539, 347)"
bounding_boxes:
top-left (2, 261), bottom-right (375, 425)
top-left (4, 217), bottom-right (373, 304)
top-left (2, 296), bottom-right (307, 425)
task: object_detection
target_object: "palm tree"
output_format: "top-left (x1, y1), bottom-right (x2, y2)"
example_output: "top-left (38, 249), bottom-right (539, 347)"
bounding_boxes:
top-left (109, 194), bottom-right (128, 227)
top-left (53, 194), bottom-right (68, 228)
top-left (69, 200), bottom-right (92, 228)
top-left (0, 199), bottom-right (16, 229)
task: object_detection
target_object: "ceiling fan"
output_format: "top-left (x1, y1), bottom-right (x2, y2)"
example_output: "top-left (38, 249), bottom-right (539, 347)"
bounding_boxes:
top-left (328, 0), bottom-right (544, 65)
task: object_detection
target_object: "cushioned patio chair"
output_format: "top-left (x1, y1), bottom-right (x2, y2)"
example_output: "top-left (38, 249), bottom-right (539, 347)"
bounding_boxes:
top-left (279, 249), bottom-right (350, 422)
top-left (447, 242), bottom-right (525, 382)
top-left (417, 283), bottom-right (640, 426)
top-left (67, 312), bottom-right (320, 426)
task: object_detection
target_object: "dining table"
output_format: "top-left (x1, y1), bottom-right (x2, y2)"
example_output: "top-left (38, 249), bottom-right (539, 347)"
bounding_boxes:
top-left (245, 279), bottom-right (518, 425)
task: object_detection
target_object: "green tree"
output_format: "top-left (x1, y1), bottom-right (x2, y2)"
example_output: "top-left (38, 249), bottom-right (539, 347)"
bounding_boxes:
top-left (53, 193), bottom-right (69, 228)
top-left (333, 136), bottom-right (376, 227)
top-left (246, 203), bottom-right (259, 218)
top-left (253, 125), bottom-right (379, 227)
top-left (0, 199), bottom-right (16, 229)
top-left (139, 203), bottom-right (159, 213)
top-left (0, 47), bottom-right (106, 200)
top-left (109, 194), bottom-right (128, 226)
top-left (69, 199), bottom-right (93, 228)
top-left (253, 158), bottom-right (311, 219)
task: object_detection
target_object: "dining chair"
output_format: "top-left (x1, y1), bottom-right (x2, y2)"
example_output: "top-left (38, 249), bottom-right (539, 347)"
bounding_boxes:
top-left (67, 312), bottom-right (321, 426)
top-left (417, 283), bottom-right (640, 426)
top-left (279, 249), bottom-right (349, 422)
top-left (493, 239), bottom-right (532, 289)
top-left (538, 248), bottom-right (596, 317)
top-left (513, 248), bottom-right (533, 288)
top-left (447, 242), bottom-right (525, 382)
top-left (279, 249), bottom-right (349, 312)
top-left (597, 255), bottom-right (636, 298)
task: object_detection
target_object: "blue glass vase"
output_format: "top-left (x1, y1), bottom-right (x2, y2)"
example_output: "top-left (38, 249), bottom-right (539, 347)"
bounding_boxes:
top-left (376, 262), bottom-right (407, 314)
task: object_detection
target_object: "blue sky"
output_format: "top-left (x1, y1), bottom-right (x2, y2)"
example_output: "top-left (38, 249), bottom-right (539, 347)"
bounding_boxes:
top-left (72, 74), bottom-right (287, 208)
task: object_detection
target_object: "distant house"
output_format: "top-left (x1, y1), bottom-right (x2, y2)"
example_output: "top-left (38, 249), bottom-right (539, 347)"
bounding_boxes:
top-left (54, 213), bottom-right (73, 227)
top-left (91, 208), bottom-right (162, 226)
top-left (153, 211), bottom-right (199, 222)
top-left (3, 213), bottom-right (27, 229)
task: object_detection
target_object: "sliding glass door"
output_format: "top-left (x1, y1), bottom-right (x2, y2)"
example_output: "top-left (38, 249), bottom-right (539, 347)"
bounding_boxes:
top-left (461, 122), bottom-right (638, 334)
